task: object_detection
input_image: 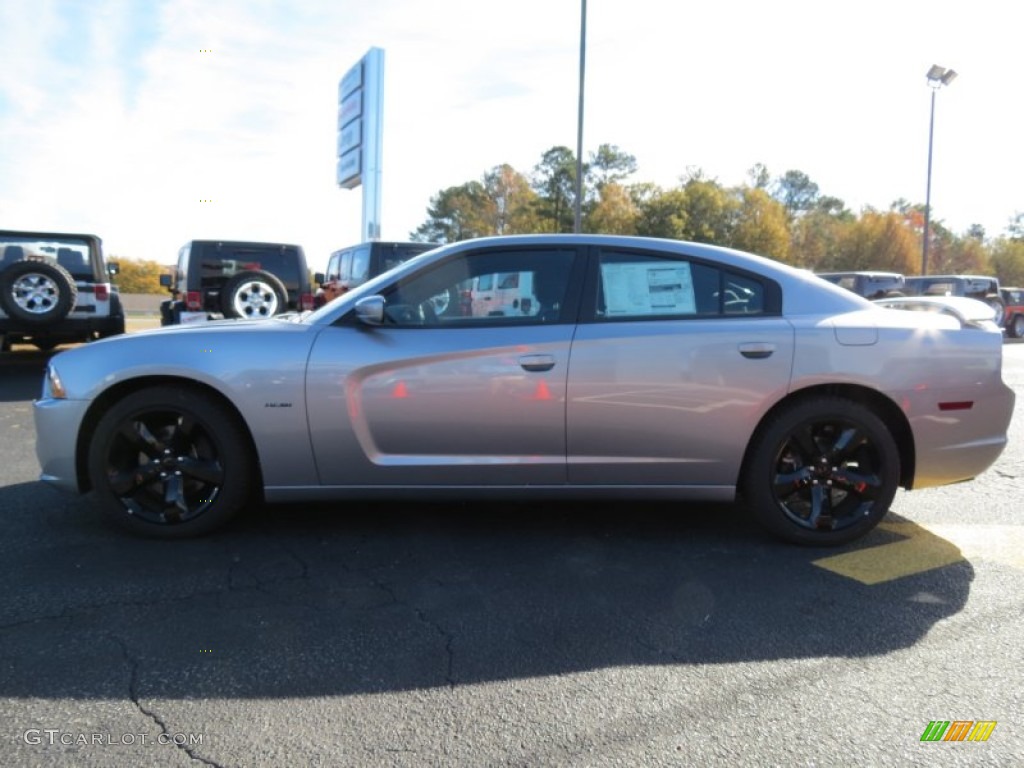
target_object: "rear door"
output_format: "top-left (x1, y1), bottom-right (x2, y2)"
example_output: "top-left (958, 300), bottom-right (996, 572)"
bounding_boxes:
top-left (566, 246), bottom-right (795, 487)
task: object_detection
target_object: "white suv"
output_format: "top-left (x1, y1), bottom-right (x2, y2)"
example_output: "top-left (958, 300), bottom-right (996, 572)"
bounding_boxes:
top-left (0, 230), bottom-right (123, 352)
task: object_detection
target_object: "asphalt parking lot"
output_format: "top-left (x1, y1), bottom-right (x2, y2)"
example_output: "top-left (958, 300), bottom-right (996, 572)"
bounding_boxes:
top-left (1, 337), bottom-right (1022, 767)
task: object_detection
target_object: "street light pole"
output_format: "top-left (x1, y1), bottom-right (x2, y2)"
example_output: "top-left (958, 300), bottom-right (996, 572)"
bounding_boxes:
top-left (573, 0), bottom-right (587, 234)
top-left (922, 64), bottom-right (957, 276)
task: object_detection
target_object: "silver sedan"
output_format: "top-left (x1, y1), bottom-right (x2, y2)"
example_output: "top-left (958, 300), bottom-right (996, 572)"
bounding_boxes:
top-left (34, 235), bottom-right (1015, 545)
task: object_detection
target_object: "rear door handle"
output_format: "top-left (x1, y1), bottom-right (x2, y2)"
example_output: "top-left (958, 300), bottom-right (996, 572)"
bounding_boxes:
top-left (519, 354), bottom-right (556, 372)
top-left (738, 342), bottom-right (775, 359)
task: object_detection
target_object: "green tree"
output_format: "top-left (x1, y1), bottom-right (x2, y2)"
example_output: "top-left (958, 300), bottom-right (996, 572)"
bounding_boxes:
top-left (679, 178), bottom-right (735, 244)
top-left (631, 184), bottom-right (689, 240)
top-left (412, 181), bottom-right (492, 243)
top-left (532, 146), bottom-right (579, 233)
top-left (588, 144), bottom-right (637, 191)
top-left (772, 170), bottom-right (820, 216)
top-left (112, 258), bottom-right (165, 293)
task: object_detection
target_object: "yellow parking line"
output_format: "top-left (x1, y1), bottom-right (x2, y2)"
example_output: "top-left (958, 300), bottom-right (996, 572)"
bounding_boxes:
top-left (812, 522), bottom-right (1024, 585)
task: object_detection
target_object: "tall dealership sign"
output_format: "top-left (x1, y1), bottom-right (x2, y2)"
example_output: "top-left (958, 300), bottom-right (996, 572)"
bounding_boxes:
top-left (337, 47), bottom-right (383, 241)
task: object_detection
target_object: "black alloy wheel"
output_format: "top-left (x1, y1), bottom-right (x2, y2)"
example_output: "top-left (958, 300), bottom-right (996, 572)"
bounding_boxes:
top-left (744, 397), bottom-right (899, 546)
top-left (88, 386), bottom-right (253, 537)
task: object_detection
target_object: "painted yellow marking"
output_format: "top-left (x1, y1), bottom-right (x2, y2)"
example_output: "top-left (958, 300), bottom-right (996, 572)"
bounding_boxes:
top-left (813, 522), bottom-right (1024, 585)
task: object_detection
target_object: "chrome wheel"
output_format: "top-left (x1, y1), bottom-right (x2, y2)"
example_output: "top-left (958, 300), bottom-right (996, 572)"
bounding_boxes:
top-left (12, 272), bottom-right (60, 314)
top-left (230, 279), bottom-right (281, 318)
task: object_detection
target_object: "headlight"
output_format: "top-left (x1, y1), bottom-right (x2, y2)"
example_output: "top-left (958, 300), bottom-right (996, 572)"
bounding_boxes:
top-left (45, 364), bottom-right (67, 399)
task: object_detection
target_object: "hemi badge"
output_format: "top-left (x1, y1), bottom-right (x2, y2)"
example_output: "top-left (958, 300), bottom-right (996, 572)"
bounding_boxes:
top-left (938, 401), bottom-right (973, 411)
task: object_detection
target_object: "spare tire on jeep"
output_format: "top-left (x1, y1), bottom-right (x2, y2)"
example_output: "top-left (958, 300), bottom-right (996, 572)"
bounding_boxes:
top-left (220, 269), bottom-right (288, 319)
top-left (0, 259), bottom-right (78, 325)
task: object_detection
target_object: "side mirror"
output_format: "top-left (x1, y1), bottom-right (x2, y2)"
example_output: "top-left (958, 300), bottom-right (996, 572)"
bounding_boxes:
top-left (355, 295), bottom-right (385, 326)
top-left (159, 274), bottom-right (172, 289)
top-left (314, 272), bottom-right (325, 286)
top-left (107, 262), bottom-right (120, 275)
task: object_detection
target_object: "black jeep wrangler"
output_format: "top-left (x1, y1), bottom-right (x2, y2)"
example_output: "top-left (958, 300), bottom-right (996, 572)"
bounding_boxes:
top-left (160, 240), bottom-right (314, 325)
top-left (902, 274), bottom-right (1006, 327)
top-left (0, 229), bottom-right (123, 352)
top-left (815, 271), bottom-right (906, 300)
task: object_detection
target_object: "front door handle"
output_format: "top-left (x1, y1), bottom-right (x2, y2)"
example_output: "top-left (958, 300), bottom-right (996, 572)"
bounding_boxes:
top-left (738, 342), bottom-right (775, 359)
top-left (519, 354), bottom-right (556, 372)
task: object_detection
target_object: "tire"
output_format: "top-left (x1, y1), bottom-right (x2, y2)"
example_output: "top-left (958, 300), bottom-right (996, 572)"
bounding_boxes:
top-left (0, 260), bottom-right (78, 325)
top-left (742, 396), bottom-right (899, 546)
top-left (87, 386), bottom-right (254, 538)
top-left (1009, 314), bottom-right (1024, 339)
top-left (220, 270), bottom-right (288, 319)
top-left (984, 295), bottom-right (1006, 327)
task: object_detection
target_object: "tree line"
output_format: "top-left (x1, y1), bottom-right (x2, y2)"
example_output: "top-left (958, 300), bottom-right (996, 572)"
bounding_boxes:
top-left (411, 144), bottom-right (1024, 286)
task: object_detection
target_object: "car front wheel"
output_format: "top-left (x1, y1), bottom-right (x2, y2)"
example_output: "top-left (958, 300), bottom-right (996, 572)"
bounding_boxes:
top-left (743, 397), bottom-right (899, 546)
top-left (87, 386), bottom-right (254, 537)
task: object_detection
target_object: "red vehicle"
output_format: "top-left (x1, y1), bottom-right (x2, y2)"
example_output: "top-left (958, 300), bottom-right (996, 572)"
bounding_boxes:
top-left (1002, 287), bottom-right (1024, 338)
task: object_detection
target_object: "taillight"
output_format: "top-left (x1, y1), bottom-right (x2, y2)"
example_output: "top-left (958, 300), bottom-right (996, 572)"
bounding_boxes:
top-left (186, 291), bottom-right (203, 310)
top-left (300, 293), bottom-right (314, 311)
top-left (94, 284), bottom-right (109, 301)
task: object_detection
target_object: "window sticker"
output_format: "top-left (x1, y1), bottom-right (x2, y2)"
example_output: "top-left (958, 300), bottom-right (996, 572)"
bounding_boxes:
top-left (601, 261), bottom-right (696, 316)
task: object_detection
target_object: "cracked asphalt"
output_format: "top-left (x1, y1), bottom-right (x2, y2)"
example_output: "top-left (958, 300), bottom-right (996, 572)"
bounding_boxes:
top-left (1, 341), bottom-right (1022, 767)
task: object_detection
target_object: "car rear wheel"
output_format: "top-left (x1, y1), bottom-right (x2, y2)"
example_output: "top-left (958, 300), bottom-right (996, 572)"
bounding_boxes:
top-left (87, 386), bottom-right (253, 538)
top-left (743, 397), bottom-right (899, 546)
top-left (221, 270), bottom-right (288, 319)
top-left (0, 260), bottom-right (78, 325)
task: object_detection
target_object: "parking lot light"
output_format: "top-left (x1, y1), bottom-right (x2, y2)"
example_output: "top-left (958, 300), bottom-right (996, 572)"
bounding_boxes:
top-left (922, 64), bottom-right (957, 276)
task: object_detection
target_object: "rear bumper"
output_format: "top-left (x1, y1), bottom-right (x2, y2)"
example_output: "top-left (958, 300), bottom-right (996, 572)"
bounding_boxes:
top-left (909, 379), bottom-right (1015, 489)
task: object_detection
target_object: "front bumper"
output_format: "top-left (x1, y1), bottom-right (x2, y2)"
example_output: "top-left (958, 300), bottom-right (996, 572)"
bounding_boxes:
top-left (34, 396), bottom-right (91, 493)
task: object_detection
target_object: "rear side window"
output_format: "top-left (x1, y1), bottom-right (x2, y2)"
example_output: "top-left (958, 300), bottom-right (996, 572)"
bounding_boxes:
top-left (595, 250), bottom-right (770, 319)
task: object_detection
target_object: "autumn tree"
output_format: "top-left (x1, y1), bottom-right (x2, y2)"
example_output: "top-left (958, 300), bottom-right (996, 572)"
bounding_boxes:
top-left (729, 187), bottom-right (791, 261)
top-left (588, 182), bottom-right (638, 235)
top-left (111, 258), bottom-right (165, 294)
top-left (989, 237), bottom-right (1024, 286)
top-left (831, 211), bottom-right (919, 273)
top-left (482, 164), bottom-right (541, 235)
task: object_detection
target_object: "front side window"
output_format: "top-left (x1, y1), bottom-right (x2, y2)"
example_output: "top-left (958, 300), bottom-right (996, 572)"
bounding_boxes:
top-left (381, 248), bottom-right (577, 327)
top-left (596, 250), bottom-right (767, 319)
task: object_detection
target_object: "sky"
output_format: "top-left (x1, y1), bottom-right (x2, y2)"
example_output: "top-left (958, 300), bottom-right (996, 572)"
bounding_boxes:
top-left (1, 0), bottom-right (1021, 273)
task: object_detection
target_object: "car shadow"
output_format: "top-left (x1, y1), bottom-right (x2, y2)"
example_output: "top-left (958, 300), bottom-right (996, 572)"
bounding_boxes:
top-left (0, 482), bottom-right (973, 700)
